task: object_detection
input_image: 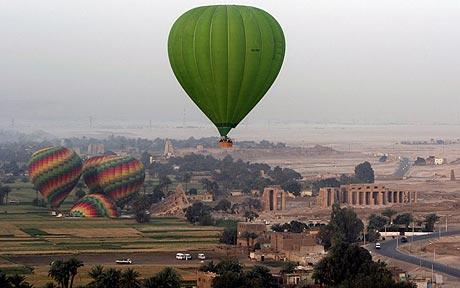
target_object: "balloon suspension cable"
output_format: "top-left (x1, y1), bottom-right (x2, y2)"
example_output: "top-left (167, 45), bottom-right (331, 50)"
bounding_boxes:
top-left (218, 136), bottom-right (233, 148)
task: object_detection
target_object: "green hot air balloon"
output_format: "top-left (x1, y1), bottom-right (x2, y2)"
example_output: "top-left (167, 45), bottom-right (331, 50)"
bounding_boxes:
top-left (168, 5), bottom-right (285, 147)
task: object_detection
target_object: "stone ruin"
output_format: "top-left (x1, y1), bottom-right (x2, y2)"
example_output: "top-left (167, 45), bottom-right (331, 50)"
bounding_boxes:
top-left (150, 184), bottom-right (190, 216)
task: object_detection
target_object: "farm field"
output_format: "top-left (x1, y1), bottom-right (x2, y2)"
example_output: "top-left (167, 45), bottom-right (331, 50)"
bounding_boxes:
top-left (0, 183), bottom-right (225, 286)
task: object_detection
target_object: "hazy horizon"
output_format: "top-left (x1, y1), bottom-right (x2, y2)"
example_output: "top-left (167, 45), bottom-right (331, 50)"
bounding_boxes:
top-left (2, 0), bottom-right (460, 126)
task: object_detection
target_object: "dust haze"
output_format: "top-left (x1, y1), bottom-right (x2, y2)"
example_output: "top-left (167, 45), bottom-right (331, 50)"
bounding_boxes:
top-left (1, 0), bottom-right (460, 127)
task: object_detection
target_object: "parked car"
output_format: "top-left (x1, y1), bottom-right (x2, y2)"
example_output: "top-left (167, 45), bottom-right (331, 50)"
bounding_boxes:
top-left (116, 258), bottom-right (132, 265)
top-left (176, 253), bottom-right (185, 260)
top-left (198, 253), bottom-right (206, 260)
top-left (375, 242), bottom-right (381, 249)
top-left (401, 236), bottom-right (408, 243)
top-left (184, 253), bottom-right (192, 260)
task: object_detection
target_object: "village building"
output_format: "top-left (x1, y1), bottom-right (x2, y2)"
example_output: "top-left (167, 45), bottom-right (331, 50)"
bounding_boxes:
top-left (188, 192), bottom-right (214, 202)
top-left (196, 271), bottom-right (217, 288)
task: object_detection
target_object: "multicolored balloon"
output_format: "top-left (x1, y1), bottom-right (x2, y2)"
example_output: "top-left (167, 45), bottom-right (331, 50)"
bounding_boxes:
top-left (69, 194), bottom-right (118, 218)
top-left (82, 155), bottom-right (145, 201)
top-left (28, 147), bottom-right (83, 207)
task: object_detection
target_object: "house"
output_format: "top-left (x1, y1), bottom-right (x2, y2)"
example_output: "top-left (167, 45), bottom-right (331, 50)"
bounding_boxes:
top-left (196, 271), bottom-right (217, 288)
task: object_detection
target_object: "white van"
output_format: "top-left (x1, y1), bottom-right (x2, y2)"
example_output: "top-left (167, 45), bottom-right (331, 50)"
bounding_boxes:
top-left (176, 253), bottom-right (185, 260)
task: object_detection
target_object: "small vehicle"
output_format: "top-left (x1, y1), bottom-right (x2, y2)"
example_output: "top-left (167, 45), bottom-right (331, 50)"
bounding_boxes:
top-left (116, 258), bottom-right (132, 265)
top-left (375, 242), bottom-right (381, 249)
top-left (176, 253), bottom-right (185, 260)
top-left (401, 236), bottom-right (408, 243)
top-left (198, 253), bottom-right (206, 260)
top-left (184, 253), bottom-right (192, 260)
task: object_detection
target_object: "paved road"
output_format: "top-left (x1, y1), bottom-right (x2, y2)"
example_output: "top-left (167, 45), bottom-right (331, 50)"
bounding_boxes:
top-left (6, 251), bottom-right (230, 267)
top-left (393, 157), bottom-right (411, 178)
top-left (374, 230), bottom-right (460, 278)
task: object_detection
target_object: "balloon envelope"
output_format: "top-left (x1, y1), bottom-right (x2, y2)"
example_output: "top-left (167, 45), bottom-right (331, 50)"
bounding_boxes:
top-left (168, 5), bottom-right (285, 136)
top-left (82, 155), bottom-right (145, 201)
top-left (28, 147), bottom-right (83, 207)
top-left (70, 194), bottom-right (118, 218)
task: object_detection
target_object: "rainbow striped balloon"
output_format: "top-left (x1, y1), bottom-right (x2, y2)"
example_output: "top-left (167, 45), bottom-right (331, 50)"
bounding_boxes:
top-left (69, 194), bottom-right (119, 217)
top-left (82, 155), bottom-right (145, 201)
top-left (28, 147), bottom-right (83, 208)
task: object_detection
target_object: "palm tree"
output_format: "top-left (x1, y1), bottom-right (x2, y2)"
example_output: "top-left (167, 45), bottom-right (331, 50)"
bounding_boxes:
top-left (48, 258), bottom-right (83, 288)
top-left (99, 268), bottom-right (121, 288)
top-left (0, 271), bottom-right (11, 288)
top-left (49, 260), bottom-right (70, 288)
top-left (88, 265), bottom-right (104, 285)
top-left (8, 274), bottom-right (33, 288)
top-left (144, 267), bottom-right (181, 288)
top-left (381, 208), bottom-right (397, 225)
top-left (66, 257), bottom-right (83, 288)
top-left (120, 268), bottom-right (141, 288)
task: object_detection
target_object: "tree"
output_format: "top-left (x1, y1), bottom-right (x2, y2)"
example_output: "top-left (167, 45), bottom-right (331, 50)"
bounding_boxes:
top-left (311, 178), bottom-right (341, 195)
top-left (313, 242), bottom-right (413, 288)
top-left (381, 208), bottom-right (397, 224)
top-left (244, 211), bottom-right (259, 222)
top-left (7, 274), bottom-right (32, 288)
top-left (355, 161), bottom-right (375, 183)
top-left (183, 173), bottom-right (191, 192)
top-left (280, 261), bottom-right (297, 274)
top-left (394, 213), bottom-right (413, 228)
top-left (281, 180), bottom-right (302, 196)
top-left (151, 185), bottom-right (165, 203)
top-left (120, 268), bottom-right (141, 288)
top-left (368, 214), bottom-right (388, 231)
top-left (96, 268), bottom-right (121, 288)
top-left (424, 213), bottom-right (440, 232)
top-left (144, 267), bottom-right (181, 288)
top-left (48, 258), bottom-right (83, 288)
top-left (0, 270), bottom-right (12, 288)
top-left (241, 231), bottom-right (258, 248)
top-left (318, 204), bottom-right (364, 249)
top-left (159, 176), bottom-right (172, 193)
top-left (289, 220), bottom-right (308, 233)
top-left (185, 202), bottom-right (212, 224)
top-left (214, 199), bottom-right (231, 212)
top-left (0, 185), bottom-right (12, 205)
top-left (244, 198), bottom-right (262, 211)
top-left (132, 195), bottom-right (152, 224)
top-left (87, 265), bottom-right (104, 287)
top-left (67, 257), bottom-right (84, 288)
top-left (245, 265), bottom-right (278, 288)
top-left (212, 271), bottom-right (246, 288)
top-left (187, 188), bottom-right (197, 195)
top-left (219, 227), bottom-right (237, 245)
top-left (414, 157), bottom-right (426, 166)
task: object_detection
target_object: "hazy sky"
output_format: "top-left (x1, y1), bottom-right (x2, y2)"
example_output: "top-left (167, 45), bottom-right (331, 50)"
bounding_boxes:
top-left (1, 0), bottom-right (460, 126)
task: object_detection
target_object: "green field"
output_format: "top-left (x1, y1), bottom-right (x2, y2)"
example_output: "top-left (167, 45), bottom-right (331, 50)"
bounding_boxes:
top-left (0, 181), bottom-right (222, 255)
